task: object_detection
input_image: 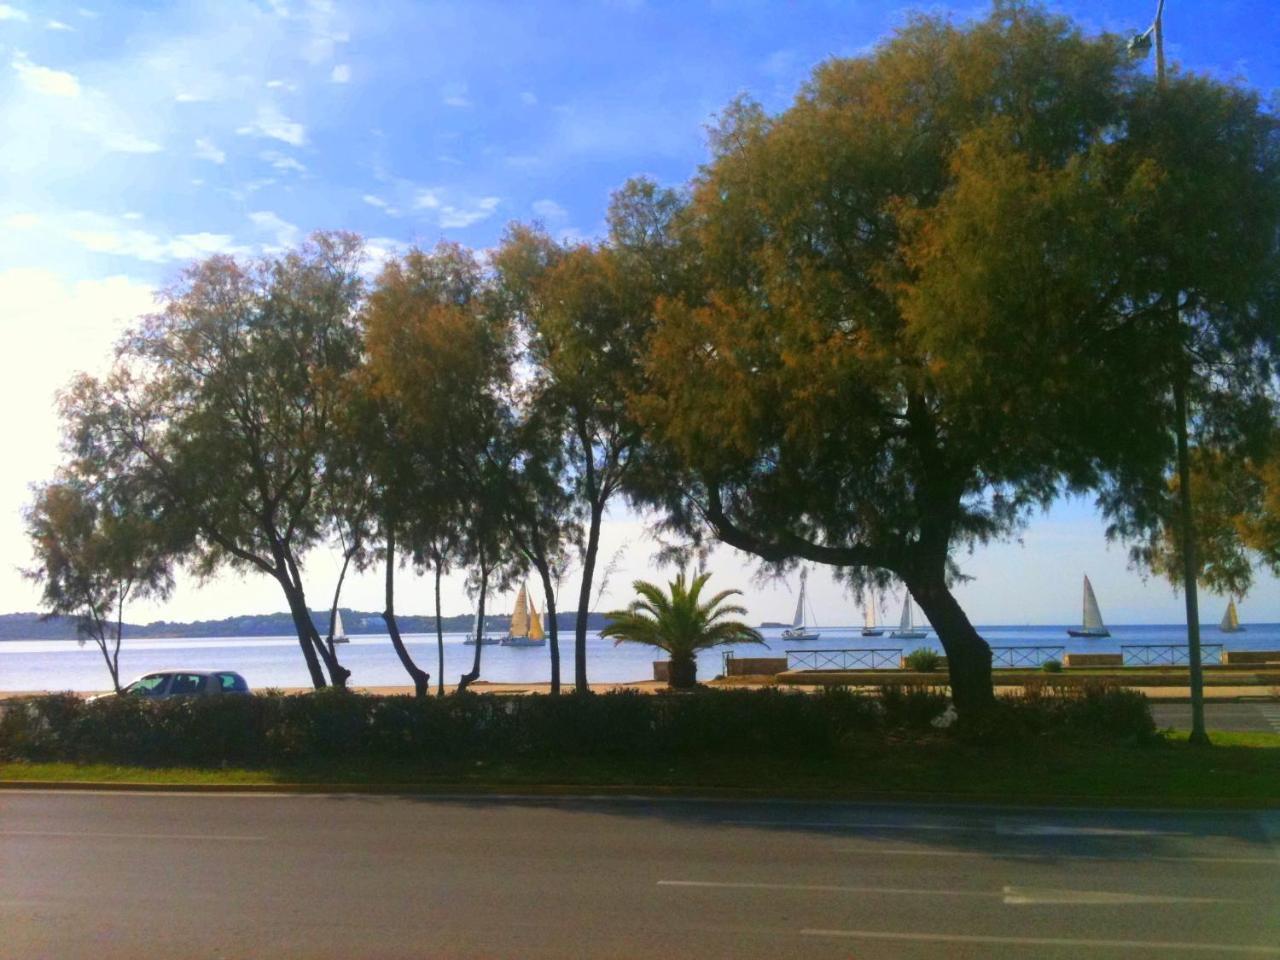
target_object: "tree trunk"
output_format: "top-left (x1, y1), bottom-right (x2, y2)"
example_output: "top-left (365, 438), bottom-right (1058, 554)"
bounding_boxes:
top-left (325, 546), bottom-right (354, 664)
top-left (574, 501), bottom-right (604, 693)
top-left (434, 559), bottom-right (445, 697)
top-left (278, 543), bottom-right (348, 688)
top-left (280, 576), bottom-right (328, 689)
top-left (111, 595), bottom-right (125, 693)
top-left (535, 556), bottom-right (560, 695)
top-left (1173, 375), bottom-right (1209, 746)
top-left (458, 558), bottom-right (488, 693)
top-left (668, 656), bottom-right (697, 689)
top-left (383, 528), bottom-right (430, 699)
top-left (903, 566), bottom-right (993, 717)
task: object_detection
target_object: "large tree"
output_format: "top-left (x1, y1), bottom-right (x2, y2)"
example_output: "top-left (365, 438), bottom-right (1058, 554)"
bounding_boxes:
top-left (493, 180), bottom-right (683, 691)
top-left (59, 233), bottom-right (365, 689)
top-left (634, 4), bottom-right (1275, 715)
top-left (362, 242), bottom-right (517, 693)
top-left (25, 478), bottom-right (174, 692)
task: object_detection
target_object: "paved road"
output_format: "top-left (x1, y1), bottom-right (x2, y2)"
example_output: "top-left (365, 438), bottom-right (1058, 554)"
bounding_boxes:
top-left (1153, 701), bottom-right (1280, 734)
top-left (2, 791), bottom-right (1278, 959)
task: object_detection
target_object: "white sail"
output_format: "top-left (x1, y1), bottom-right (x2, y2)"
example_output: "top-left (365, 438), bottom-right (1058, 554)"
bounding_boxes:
top-left (334, 610), bottom-right (347, 641)
top-left (1082, 576), bottom-right (1105, 632)
top-left (510, 584), bottom-right (530, 638)
top-left (899, 596), bottom-right (913, 632)
top-left (1220, 599), bottom-right (1241, 632)
top-left (792, 570), bottom-right (808, 629)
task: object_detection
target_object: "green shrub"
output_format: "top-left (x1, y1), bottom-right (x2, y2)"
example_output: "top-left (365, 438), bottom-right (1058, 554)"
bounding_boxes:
top-left (879, 684), bottom-right (950, 729)
top-left (1042, 658), bottom-right (1063, 674)
top-left (902, 648), bottom-right (941, 672)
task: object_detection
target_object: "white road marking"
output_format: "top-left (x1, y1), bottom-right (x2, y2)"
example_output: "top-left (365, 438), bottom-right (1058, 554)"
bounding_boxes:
top-left (801, 928), bottom-right (1280, 955)
top-left (1001, 885), bottom-right (1233, 905)
top-left (660, 879), bottom-right (991, 897)
top-left (0, 830), bottom-right (264, 841)
top-left (723, 819), bottom-right (1185, 837)
top-left (657, 881), bottom-right (1238, 905)
top-left (837, 846), bottom-right (1280, 866)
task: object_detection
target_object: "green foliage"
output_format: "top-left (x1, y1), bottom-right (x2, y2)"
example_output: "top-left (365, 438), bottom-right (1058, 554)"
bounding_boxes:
top-left (0, 686), bottom-right (1155, 768)
top-left (1042, 658), bottom-right (1064, 674)
top-left (902, 648), bottom-right (942, 672)
top-left (601, 572), bottom-right (764, 686)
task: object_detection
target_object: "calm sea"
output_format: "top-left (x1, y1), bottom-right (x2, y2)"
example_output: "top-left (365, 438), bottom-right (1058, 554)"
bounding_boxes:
top-left (2, 623), bottom-right (1278, 693)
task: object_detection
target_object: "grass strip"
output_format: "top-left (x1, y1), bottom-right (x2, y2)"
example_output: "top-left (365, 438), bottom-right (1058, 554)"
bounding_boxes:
top-left (3, 731), bottom-right (1276, 808)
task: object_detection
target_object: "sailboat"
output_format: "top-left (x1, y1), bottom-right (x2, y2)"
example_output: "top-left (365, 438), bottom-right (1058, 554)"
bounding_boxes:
top-left (501, 584), bottom-right (546, 647)
top-left (463, 610), bottom-right (499, 646)
top-left (890, 593), bottom-right (928, 639)
top-left (781, 569), bottom-right (820, 641)
top-left (861, 600), bottom-right (884, 637)
top-left (1066, 574), bottom-right (1110, 638)
top-left (1219, 598), bottom-right (1246, 633)
top-left (331, 609), bottom-right (350, 644)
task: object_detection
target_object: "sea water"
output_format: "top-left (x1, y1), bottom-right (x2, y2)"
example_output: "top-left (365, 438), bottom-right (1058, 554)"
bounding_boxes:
top-left (2, 623), bottom-right (1279, 693)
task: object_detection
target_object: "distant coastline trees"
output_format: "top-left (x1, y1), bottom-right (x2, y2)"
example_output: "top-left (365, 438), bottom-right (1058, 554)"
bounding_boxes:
top-left (28, 3), bottom-right (1280, 714)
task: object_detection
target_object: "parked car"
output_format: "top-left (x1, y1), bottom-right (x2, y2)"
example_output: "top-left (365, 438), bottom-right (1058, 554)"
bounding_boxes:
top-left (112, 670), bottom-right (252, 699)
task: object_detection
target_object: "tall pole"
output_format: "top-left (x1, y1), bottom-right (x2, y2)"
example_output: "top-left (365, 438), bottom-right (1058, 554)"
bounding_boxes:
top-left (1153, 0), bottom-right (1208, 746)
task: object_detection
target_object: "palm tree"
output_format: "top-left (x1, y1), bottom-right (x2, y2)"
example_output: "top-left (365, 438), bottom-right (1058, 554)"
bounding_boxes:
top-left (602, 572), bottom-right (765, 688)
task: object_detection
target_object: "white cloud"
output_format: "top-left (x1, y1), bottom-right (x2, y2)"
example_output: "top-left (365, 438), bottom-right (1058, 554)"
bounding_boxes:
top-left (261, 150), bottom-right (306, 173)
top-left (46, 18), bottom-right (72, 31)
top-left (194, 137), bottom-right (226, 164)
top-left (102, 131), bottom-right (162, 154)
top-left (441, 82), bottom-right (471, 108)
top-left (438, 197), bottom-right (500, 229)
top-left (3, 212), bottom-right (40, 229)
top-left (520, 90), bottom-right (538, 106)
top-left (11, 52), bottom-right (80, 97)
top-left (265, 79), bottom-right (298, 92)
top-left (0, 4), bottom-right (29, 22)
top-left (532, 199), bottom-right (567, 221)
top-left (330, 63), bottom-right (350, 84)
top-left (363, 194), bottom-right (388, 209)
top-left (249, 210), bottom-right (299, 249)
top-left (300, 0), bottom-right (349, 65)
top-left (121, 212), bottom-right (143, 220)
top-left (237, 104), bottom-right (307, 146)
top-left (174, 91), bottom-right (210, 103)
top-left (414, 189), bottom-right (440, 210)
top-left (68, 225), bottom-right (243, 262)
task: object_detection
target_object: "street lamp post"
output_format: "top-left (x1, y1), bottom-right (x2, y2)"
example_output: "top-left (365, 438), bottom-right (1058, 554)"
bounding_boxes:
top-left (1130, 0), bottom-right (1209, 747)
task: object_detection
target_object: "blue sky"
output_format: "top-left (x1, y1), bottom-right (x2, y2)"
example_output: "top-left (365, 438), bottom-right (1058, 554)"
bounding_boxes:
top-left (2, 0), bottom-right (1278, 625)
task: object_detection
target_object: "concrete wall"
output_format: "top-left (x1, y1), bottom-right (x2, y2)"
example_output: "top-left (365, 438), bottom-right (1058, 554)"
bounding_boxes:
top-left (725, 657), bottom-right (789, 677)
top-left (1063, 653), bottom-right (1124, 668)
top-left (1221, 650), bottom-right (1280, 665)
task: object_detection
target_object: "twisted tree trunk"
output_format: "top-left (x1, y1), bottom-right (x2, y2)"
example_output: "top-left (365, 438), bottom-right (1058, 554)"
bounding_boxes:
top-left (382, 527), bottom-right (430, 699)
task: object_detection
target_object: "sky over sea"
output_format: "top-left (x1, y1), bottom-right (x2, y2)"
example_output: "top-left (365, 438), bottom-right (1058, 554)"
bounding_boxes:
top-left (2, 0), bottom-right (1278, 627)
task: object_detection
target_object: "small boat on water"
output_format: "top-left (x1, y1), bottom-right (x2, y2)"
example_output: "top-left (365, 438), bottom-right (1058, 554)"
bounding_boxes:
top-left (463, 611), bottom-right (499, 646)
top-left (861, 600), bottom-right (884, 637)
top-left (1219, 598), bottom-right (1246, 633)
top-left (781, 569), bottom-right (821, 641)
top-left (890, 593), bottom-right (928, 639)
top-left (331, 609), bottom-right (350, 644)
top-left (502, 584), bottom-right (546, 647)
top-left (1066, 574), bottom-right (1110, 638)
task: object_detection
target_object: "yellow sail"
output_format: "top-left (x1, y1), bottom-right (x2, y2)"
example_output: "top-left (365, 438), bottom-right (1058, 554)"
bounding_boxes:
top-left (528, 597), bottom-right (544, 641)
top-left (510, 584), bottom-right (529, 637)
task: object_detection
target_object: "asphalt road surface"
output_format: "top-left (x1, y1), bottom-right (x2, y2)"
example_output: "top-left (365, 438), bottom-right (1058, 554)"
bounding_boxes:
top-left (1152, 701), bottom-right (1280, 734)
top-left (2, 791), bottom-right (1278, 959)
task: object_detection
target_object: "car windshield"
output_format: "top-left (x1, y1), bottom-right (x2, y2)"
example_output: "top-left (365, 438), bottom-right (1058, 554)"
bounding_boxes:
top-left (216, 673), bottom-right (248, 693)
top-left (168, 674), bottom-right (207, 695)
top-left (124, 675), bottom-right (169, 696)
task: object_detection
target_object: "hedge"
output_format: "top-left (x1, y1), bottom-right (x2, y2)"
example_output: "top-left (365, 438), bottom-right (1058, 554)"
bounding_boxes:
top-left (0, 686), bottom-right (1156, 768)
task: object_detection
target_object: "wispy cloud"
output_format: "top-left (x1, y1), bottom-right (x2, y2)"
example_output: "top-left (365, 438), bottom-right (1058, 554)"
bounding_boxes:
top-left (68, 220), bottom-right (245, 262)
top-left (520, 90), bottom-right (538, 106)
top-left (363, 194), bottom-right (400, 216)
top-left (11, 52), bottom-right (80, 97)
top-left (237, 104), bottom-right (307, 146)
top-left (46, 18), bottom-right (72, 31)
top-left (0, 4), bottom-right (29, 22)
top-left (261, 150), bottom-right (306, 173)
top-left (194, 137), bottom-right (225, 164)
top-left (102, 130), bottom-right (162, 154)
top-left (249, 209), bottom-right (299, 249)
top-left (438, 196), bottom-right (500, 229)
top-left (532, 199), bottom-right (567, 220)
top-left (441, 81), bottom-right (471, 108)
top-left (330, 63), bottom-right (350, 83)
top-left (414, 189), bottom-right (440, 209)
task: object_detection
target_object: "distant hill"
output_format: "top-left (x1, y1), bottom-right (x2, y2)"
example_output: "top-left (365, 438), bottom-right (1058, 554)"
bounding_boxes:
top-left (0, 609), bottom-right (612, 641)
top-left (758, 621), bottom-right (789, 629)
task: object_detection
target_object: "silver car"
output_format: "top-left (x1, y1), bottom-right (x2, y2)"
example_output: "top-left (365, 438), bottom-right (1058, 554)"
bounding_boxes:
top-left (119, 670), bottom-right (252, 698)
